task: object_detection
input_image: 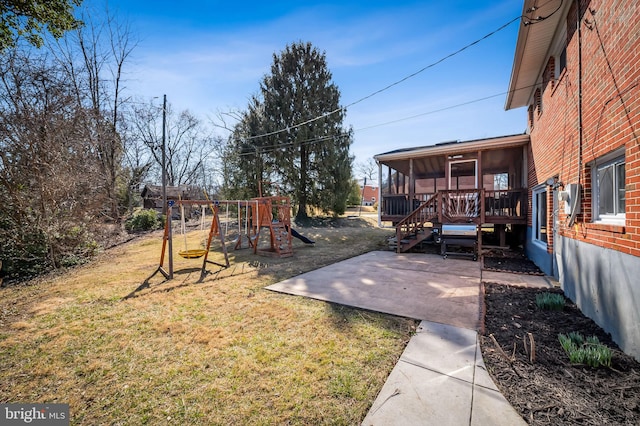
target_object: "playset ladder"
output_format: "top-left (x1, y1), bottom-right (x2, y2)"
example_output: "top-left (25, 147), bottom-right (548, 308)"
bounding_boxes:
top-left (251, 196), bottom-right (293, 258)
top-left (266, 221), bottom-right (293, 257)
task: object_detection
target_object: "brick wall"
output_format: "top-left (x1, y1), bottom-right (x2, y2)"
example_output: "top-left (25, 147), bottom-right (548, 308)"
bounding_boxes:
top-left (528, 0), bottom-right (640, 257)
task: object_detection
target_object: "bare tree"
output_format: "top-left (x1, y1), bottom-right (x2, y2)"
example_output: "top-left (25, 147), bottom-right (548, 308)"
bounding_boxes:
top-left (50, 5), bottom-right (137, 221)
top-left (131, 100), bottom-right (222, 190)
top-left (0, 4), bottom-right (138, 279)
top-left (0, 49), bottom-right (103, 277)
top-left (0, 3), bottom-right (227, 280)
top-left (355, 158), bottom-right (378, 182)
top-left (117, 110), bottom-right (153, 212)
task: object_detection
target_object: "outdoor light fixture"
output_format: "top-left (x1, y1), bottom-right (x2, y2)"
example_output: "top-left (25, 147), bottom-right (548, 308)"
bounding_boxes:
top-left (545, 177), bottom-right (564, 189)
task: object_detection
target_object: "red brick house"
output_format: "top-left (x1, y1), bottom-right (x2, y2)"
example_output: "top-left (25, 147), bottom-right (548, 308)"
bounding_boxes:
top-left (361, 183), bottom-right (378, 206)
top-left (506, 0), bottom-right (640, 359)
top-left (375, 0), bottom-right (640, 360)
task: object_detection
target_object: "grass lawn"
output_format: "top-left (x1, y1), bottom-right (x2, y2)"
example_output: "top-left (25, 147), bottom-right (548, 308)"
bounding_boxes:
top-left (0, 216), bottom-right (417, 425)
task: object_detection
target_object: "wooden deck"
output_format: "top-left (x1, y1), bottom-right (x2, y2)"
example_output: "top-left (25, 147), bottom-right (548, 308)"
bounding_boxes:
top-left (381, 189), bottom-right (527, 225)
top-left (385, 189), bottom-right (527, 253)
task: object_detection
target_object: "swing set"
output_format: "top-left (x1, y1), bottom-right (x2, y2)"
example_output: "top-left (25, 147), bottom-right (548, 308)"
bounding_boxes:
top-left (145, 198), bottom-right (230, 283)
top-left (142, 196), bottom-right (295, 286)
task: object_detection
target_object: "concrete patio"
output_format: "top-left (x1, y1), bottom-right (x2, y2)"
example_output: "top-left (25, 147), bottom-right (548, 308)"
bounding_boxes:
top-left (267, 251), bottom-right (483, 329)
top-left (267, 250), bottom-right (552, 425)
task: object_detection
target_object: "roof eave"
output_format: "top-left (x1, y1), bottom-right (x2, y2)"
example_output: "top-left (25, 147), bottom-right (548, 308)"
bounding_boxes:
top-left (505, 0), bottom-right (532, 110)
top-left (374, 134), bottom-right (529, 163)
top-left (505, 0), bottom-right (572, 110)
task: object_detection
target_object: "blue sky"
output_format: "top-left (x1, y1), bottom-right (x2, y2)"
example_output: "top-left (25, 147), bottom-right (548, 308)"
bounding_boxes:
top-left (96, 0), bottom-right (527, 168)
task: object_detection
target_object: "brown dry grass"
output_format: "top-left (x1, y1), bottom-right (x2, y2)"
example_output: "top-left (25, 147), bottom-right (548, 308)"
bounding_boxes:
top-left (0, 216), bottom-right (416, 425)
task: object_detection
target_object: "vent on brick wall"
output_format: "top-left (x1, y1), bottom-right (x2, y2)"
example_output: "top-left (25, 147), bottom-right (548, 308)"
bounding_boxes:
top-left (534, 88), bottom-right (543, 116)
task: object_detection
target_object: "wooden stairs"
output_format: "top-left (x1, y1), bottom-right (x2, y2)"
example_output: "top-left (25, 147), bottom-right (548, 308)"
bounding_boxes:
top-left (389, 227), bottom-right (434, 252)
top-left (394, 190), bottom-right (484, 253)
top-left (394, 194), bottom-right (439, 253)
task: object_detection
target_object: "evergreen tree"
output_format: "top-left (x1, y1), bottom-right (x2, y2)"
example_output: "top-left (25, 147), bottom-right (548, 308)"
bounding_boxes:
top-left (258, 41), bottom-right (353, 222)
top-left (221, 96), bottom-right (272, 200)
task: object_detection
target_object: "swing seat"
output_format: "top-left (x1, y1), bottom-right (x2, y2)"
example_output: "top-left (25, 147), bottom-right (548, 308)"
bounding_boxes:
top-left (179, 249), bottom-right (208, 259)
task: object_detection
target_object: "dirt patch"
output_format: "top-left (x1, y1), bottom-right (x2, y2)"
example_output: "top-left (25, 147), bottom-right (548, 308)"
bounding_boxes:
top-left (481, 283), bottom-right (640, 425)
top-left (294, 215), bottom-right (377, 228)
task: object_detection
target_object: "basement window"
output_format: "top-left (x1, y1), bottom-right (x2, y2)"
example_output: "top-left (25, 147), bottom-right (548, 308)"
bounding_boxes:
top-left (592, 154), bottom-right (625, 225)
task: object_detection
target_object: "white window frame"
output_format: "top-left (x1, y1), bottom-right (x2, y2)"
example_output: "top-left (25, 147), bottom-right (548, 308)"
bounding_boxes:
top-left (592, 153), bottom-right (625, 225)
top-left (532, 184), bottom-right (548, 249)
top-left (553, 24), bottom-right (567, 78)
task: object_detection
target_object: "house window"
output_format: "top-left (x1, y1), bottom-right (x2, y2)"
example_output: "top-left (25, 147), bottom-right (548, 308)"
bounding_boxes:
top-left (558, 46), bottom-right (567, 75)
top-left (552, 22), bottom-right (567, 78)
top-left (593, 156), bottom-right (625, 223)
top-left (532, 185), bottom-right (548, 246)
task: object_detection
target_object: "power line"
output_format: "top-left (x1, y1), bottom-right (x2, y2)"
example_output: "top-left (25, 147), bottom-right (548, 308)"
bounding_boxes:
top-left (237, 133), bottom-right (347, 157)
top-left (245, 109), bottom-right (342, 141)
top-left (354, 92), bottom-right (508, 132)
top-left (523, 0), bottom-right (564, 26)
top-left (353, 81), bottom-right (541, 133)
top-left (344, 16), bottom-right (521, 110)
top-left (238, 82), bottom-right (540, 157)
top-left (245, 14), bottom-right (523, 142)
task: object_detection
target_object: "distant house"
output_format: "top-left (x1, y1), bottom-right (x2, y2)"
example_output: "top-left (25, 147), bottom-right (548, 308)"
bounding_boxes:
top-left (141, 185), bottom-right (202, 211)
top-left (361, 184), bottom-right (378, 206)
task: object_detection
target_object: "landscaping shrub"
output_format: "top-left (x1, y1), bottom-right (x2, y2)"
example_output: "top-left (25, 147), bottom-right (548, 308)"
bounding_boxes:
top-left (125, 209), bottom-right (163, 233)
top-left (0, 224), bottom-right (51, 280)
top-left (0, 219), bottom-right (99, 282)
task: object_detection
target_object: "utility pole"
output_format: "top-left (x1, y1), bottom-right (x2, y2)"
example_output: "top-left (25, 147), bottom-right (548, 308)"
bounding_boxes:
top-left (359, 177), bottom-right (367, 216)
top-left (161, 94), bottom-right (167, 217)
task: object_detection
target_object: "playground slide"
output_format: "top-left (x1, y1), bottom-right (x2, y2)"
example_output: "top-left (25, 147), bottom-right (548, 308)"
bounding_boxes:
top-left (289, 227), bottom-right (315, 245)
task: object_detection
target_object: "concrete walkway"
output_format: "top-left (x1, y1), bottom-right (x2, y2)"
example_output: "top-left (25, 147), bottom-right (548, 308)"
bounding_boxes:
top-left (267, 251), bottom-right (552, 425)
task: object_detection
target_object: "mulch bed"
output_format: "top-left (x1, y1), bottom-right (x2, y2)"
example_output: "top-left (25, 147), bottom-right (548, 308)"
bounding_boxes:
top-left (483, 249), bottom-right (545, 275)
top-left (481, 283), bottom-right (640, 425)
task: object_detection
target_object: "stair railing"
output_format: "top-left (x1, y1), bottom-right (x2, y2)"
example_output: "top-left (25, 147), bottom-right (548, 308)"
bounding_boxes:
top-left (395, 194), bottom-right (439, 252)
